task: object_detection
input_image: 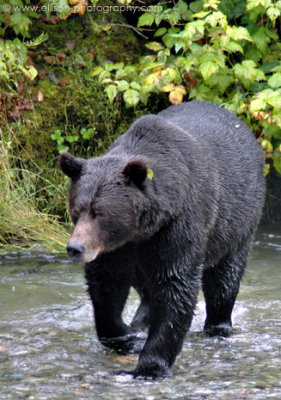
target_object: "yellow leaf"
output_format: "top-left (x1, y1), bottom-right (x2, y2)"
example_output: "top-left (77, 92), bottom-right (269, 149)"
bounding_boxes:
top-left (147, 168), bottom-right (154, 180)
top-left (175, 85), bottom-right (187, 96)
top-left (264, 164), bottom-right (270, 176)
top-left (161, 68), bottom-right (177, 80)
top-left (161, 83), bottom-right (175, 92)
top-left (37, 90), bottom-right (44, 102)
top-left (169, 90), bottom-right (184, 105)
top-left (72, 0), bottom-right (88, 15)
top-left (25, 65), bottom-right (38, 80)
top-left (153, 66), bottom-right (163, 74)
top-left (144, 72), bottom-right (162, 86)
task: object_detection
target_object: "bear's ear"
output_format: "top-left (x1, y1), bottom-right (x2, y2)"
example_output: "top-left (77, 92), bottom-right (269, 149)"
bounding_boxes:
top-left (59, 152), bottom-right (84, 179)
top-left (123, 160), bottom-right (148, 187)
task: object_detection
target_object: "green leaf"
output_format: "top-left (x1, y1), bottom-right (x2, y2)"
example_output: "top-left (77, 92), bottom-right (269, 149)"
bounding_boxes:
top-left (233, 60), bottom-right (265, 88)
top-left (273, 113), bottom-right (281, 128)
top-left (145, 42), bottom-right (164, 52)
top-left (252, 27), bottom-right (271, 53)
top-left (163, 33), bottom-right (176, 49)
top-left (268, 73), bottom-right (281, 88)
top-left (157, 49), bottom-right (169, 64)
top-left (130, 82), bottom-right (142, 90)
top-left (81, 128), bottom-right (94, 140)
top-left (263, 26), bottom-right (278, 41)
top-left (66, 135), bottom-right (79, 143)
top-left (267, 6), bottom-right (281, 23)
top-left (205, 11), bottom-right (227, 29)
top-left (115, 69), bottom-right (126, 79)
top-left (217, 74), bottom-right (232, 93)
top-left (273, 154), bottom-right (281, 174)
top-left (98, 70), bottom-right (111, 81)
top-left (183, 20), bottom-right (205, 41)
top-left (154, 12), bottom-right (164, 27)
top-left (154, 27), bottom-right (167, 37)
top-left (137, 13), bottom-right (154, 27)
top-left (105, 85), bottom-right (117, 104)
top-left (249, 98), bottom-right (267, 112)
top-left (91, 66), bottom-right (103, 77)
top-left (105, 63), bottom-right (124, 72)
top-left (10, 13), bottom-right (32, 36)
top-left (51, 130), bottom-right (62, 141)
top-left (271, 63), bottom-right (281, 73)
top-left (199, 61), bottom-right (219, 80)
top-left (261, 139), bottom-right (273, 152)
top-left (123, 89), bottom-right (140, 107)
top-left (0, 61), bottom-right (9, 80)
top-left (58, 146), bottom-right (69, 153)
top-left (101, 78), bottom-right (113, 84)
top-left (175, 41), bottom-right (184, 53)
top-left (193, 11), bottom-right (210, 19)
top-left (266, 90), bottom-right (281, 109)
top-left (116, 80), bottom-right (130, 91)
top-left (247, 0), bottom-right (272, 11)
top-left (45, 0), bottom-right (71, 19)
top-left (226, 26), bottom-right (252, 42)
top-left (176, 0), bottom-right (188, 12)
top-left (224, 41), bottom-right (244, 54)
top-left (245, 47), bottom-right (262, 63)
top-left (147, 168), bottom-right (154, 180)
top-left (26, 32), bottom-right (48, 48)
top-left (161, 67), bottom-right (178, 82)
top-left (190, 0), bottom-right (204, 13)
top-left (260, 62), bottom-right (280, 73)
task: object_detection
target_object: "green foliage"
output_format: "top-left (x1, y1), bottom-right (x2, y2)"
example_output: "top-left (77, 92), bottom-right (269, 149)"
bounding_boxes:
top-left (0, 0), bottom-right (83, 90)
top-left (50, 126), bottom-right (97, 154)
top-left (0, 33), bottom-right (47, 85)
top-left (94, 0), bottom-right (281, 174)
top-left (0, 1), bottom-right (146, 250)
top-left (0, 0), bottom-right (39, 37)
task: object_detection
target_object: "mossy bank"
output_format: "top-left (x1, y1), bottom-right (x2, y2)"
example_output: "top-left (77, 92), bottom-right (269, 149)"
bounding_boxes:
top-left (0, 4), bottom-right (150, 252)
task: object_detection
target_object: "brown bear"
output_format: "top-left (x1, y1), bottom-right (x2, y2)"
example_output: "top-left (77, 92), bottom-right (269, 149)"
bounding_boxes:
top-left (60, 101), bottom-right (265, 378)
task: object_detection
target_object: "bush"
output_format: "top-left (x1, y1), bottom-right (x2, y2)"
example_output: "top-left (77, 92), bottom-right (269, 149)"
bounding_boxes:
top-left (0, 0), bottom-right (145, 249)
top-left (95, 0), bottom-right (281, 175)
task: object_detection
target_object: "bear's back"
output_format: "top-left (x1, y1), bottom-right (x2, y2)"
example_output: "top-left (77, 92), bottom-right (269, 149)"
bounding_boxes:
top-left (158, 101), bottom-right (257, 151)
top-left (158, 100), bottom-right (264, 181)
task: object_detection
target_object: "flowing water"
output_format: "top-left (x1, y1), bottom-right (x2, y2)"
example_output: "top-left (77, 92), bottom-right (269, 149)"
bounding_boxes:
top-left (0, 226), bottom-right (280, 400)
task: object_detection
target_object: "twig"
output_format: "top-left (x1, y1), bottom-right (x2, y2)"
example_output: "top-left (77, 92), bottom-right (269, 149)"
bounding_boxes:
top-left (109, 23), bottom-right (149, 39)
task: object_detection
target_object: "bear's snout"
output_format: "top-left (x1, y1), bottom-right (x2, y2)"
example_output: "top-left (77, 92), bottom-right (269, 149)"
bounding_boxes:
top-left (67, 240), bottom-right (85, 262)
top-left (67, 216), bottom-right (104, 263)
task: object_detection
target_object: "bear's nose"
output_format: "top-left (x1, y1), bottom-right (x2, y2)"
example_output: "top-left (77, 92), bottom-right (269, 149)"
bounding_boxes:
top-left (67, 241), bottom-right (85, 262)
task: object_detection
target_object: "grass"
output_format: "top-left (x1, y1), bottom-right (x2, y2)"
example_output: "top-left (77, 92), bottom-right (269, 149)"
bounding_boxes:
top-left (0, 128), bottom-right (69, 253)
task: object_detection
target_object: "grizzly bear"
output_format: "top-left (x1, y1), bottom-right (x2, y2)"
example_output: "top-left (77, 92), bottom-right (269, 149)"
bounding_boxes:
top-left (60, 101), bottom-right (265, 378)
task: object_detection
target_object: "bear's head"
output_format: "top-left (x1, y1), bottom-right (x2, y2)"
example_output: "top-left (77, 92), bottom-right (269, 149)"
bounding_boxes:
top-left (59, 152), bottom-right (153, 263)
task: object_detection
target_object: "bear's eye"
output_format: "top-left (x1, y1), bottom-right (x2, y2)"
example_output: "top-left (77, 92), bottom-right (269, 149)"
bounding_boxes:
top-left (71, 209), bottom-right (80, 224)
top-left (91, 208), bottom-right (104, 219)
top-left (91, 209), bottom-right (101, 219)
top-left (91, 209), bottom-right (97, 219)
top-left (72, 214), bottom-right (78, 225)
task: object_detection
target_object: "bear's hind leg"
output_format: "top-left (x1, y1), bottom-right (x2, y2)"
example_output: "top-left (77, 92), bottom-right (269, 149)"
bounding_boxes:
top-left (130, 299), bottom-right (150, 332)
top-left (202, 242), bottom-right (251, 337)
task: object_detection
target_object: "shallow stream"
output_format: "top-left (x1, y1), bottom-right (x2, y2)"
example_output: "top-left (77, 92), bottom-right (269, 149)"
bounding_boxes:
top-left (0, 226), bottom-right (280, 400)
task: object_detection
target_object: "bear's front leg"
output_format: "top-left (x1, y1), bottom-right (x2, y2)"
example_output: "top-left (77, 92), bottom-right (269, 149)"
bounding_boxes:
top-left (133, 264), bottom-right (202, 378)
top-left (85, 250), bottom-right (145, 354)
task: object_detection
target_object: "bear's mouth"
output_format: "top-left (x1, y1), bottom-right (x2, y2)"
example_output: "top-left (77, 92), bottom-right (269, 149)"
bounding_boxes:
top-left (84, 247), bottom-right (103, 263)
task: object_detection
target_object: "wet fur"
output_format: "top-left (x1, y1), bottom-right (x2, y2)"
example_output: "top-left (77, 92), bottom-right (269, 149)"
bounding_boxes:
top-left (61, 101), bottom-right (265, 378)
